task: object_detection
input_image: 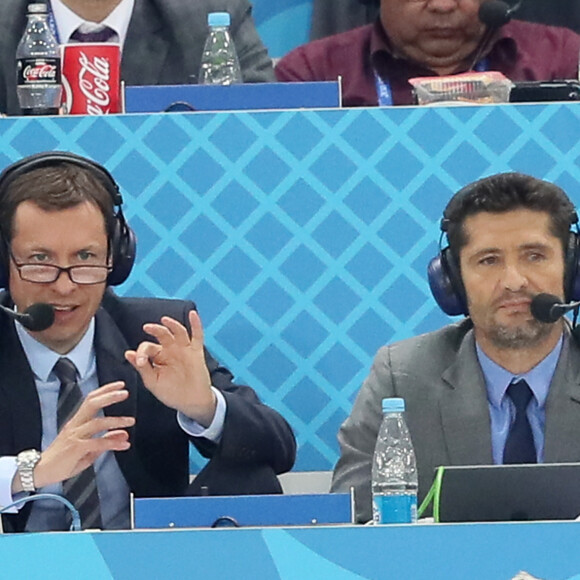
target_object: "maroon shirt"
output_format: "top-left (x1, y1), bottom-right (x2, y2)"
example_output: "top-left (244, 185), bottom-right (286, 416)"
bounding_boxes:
top-left (275, 19), bottom-right (580, 106)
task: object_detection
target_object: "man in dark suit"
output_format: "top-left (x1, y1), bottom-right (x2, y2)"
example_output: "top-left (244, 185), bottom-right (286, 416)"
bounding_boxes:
top-left (0, 151), bottom-right (296, 532)
top-left (0, 0), bottom-right (275, 116)
top-left (332, 173), bottom-right (580, 522)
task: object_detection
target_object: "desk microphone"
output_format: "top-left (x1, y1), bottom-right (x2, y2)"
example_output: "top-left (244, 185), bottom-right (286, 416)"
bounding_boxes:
top-left (0, 303), bottom-right (55, 331)
top-left (530, 293), bottom-right (580, 324)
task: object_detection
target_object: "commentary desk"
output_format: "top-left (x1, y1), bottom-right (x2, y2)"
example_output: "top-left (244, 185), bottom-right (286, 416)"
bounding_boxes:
top-left (3, 521), bottom-right (580, 579)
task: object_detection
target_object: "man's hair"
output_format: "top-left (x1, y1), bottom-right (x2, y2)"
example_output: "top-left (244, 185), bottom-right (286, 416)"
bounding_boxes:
top-left (0, 162), bottom-right (115, 243)
top-left (444, 172), bottom-right (577, 261)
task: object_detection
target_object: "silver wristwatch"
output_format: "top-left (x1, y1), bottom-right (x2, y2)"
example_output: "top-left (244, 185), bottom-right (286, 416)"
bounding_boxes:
top-left (16, 449), bottom-right (41, 492)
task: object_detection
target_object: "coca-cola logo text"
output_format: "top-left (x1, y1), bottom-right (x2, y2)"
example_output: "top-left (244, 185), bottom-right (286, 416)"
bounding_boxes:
top-left (78, 52), bottom-right (112, 115)
top-left (62, 44), bottom-right (121, 115)
top-left (23, 63), bottom-right (58, 82)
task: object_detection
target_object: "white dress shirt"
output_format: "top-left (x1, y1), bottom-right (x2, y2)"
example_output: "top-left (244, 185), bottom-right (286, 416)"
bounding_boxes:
top-left (50, 0), bottom-right (135, 48)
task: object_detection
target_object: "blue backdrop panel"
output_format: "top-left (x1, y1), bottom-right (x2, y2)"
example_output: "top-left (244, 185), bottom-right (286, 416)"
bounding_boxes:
top-left (253, 0), bottom-right (312, 58)
top-left (1, 103), bottom-right (579, 472)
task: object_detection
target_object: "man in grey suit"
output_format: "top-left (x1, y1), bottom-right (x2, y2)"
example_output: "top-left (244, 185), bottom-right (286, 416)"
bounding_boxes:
top-left (332, 173), bottom-right (580, 523)
top-left (0, 0), bottom-right (275, 116)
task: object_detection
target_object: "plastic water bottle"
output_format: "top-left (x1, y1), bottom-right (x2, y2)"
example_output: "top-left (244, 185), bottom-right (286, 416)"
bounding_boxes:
top-left (198, 12), bottom-right (242, 85)
top-left (16, 3), bottom-right (62, 115)
top-left (371, 397), bottom-right (418, 524)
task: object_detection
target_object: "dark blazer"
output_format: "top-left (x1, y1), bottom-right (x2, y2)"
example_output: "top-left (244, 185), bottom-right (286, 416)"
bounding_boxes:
top-left (331, 319), bottom-right (580, 523)
top-left (0, 0), bottom-right (275, 116)
top-left (0, 290), bottom-right (296, 532)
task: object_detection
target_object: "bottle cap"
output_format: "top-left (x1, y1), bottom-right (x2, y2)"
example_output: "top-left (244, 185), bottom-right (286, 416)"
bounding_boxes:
top-left (208, 12), bottom-right (231, 27)
top-left (382, 397), bottom-right (405, 413)
top-left (27, 3), bottom-right (48, 13)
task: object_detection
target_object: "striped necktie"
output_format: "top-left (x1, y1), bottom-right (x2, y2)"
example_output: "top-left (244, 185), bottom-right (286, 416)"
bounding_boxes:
top-left (70, 23), bottom-right (118, 43)
top-left (503, 379), bottom-right (537, 464)
top-left (54, 357), bottom-right (103, 530)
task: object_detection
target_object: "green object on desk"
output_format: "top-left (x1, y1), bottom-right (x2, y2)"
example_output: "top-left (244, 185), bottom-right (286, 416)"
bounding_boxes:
top-left (418, 465), bottom-right (445, 522)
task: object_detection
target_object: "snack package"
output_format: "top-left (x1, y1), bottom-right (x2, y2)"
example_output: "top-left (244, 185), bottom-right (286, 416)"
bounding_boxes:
top-left (409, 71), bottom-right (514, 105)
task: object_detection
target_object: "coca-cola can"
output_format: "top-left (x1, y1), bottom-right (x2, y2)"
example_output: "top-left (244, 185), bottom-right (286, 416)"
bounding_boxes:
top-left (61, 43), bottom-right (121, 115)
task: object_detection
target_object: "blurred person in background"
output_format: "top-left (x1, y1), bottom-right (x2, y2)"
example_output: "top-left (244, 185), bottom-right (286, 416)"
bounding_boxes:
top-left (310, 0), bottom-right (580, 40)
top-left (277, 0), bottom-right (580, 106)
top-left (0, 0), bottom-right (275, 116)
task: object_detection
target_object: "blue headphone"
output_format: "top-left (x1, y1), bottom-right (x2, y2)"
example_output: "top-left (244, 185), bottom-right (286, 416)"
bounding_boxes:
top-left (0, 151), bottom-right (136, 288)
top-left (427, 187), bottom-right (580, 317)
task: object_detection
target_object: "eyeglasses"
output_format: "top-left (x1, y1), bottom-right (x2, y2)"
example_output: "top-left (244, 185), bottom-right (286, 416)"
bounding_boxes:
top-left (10, 253), bottom-right (112, 285)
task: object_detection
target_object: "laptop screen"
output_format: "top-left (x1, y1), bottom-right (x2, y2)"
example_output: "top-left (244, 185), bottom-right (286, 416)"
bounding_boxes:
top-left (436, 463), bottom-right (580, 522)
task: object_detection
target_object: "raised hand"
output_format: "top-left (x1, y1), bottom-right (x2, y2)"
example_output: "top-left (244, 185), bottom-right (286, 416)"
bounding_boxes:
top-left (124, 310), bottom-right (217, 427)
top-left (14, 381), bottom-right (135, 493)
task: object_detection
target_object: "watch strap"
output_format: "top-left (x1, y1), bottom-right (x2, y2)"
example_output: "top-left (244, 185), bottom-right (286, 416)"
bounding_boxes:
top-left (16, 449), bottom-right (41, 493)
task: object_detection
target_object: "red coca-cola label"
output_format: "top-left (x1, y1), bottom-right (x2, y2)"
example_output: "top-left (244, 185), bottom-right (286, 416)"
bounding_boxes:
top-left (62, 43), bottom-right (121, 115)
top-left (17, 57), bottom-right (61, 85)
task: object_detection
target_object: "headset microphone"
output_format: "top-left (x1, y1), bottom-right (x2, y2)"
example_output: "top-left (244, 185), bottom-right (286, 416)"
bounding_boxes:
top-left (469, 0), bottom-right (523, 71)
top-left (0, 302), bottom-right (55, 331)
top-left (530, 293), bottom-right (580, 324)
top-left (478, 0), bottom-right (523, 28)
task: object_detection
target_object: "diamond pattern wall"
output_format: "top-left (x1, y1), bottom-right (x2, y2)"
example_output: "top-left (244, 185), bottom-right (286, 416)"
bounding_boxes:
top-left (2, 103), bottom-right (580, 472)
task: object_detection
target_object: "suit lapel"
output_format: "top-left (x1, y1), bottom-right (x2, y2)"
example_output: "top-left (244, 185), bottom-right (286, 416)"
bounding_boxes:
top-left (439, 330), bottom-right (493, 465)
top-left (94, 306), bottom-right (138, 421)
top-left (544, 332), bottom-right (580, 462)
top-left (94, 305), bottom-right (161, 493)
top-left (0, 318), bottom-right (42, 454)
top-left (121, 0), bottom-right (169, 85)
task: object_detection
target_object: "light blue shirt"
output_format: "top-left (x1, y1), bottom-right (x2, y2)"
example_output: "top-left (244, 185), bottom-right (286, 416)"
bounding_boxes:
top-left (0, 318), bottom-right (226, 530)
top-left (14, 319), bottom-right (131, 530)
top-left (476, 334), bottom-right (563, 465)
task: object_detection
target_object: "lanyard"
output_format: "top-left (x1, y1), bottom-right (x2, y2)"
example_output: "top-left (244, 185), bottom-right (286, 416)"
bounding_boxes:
top-left (473, 59), bottom-right (489, 73)
top-left (374, 72), bottom-right (393, 106)
top-left (373, 58), bottom-right (490, 106)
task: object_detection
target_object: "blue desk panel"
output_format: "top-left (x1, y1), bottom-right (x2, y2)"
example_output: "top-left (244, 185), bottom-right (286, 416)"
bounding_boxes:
top-left (0, 103), bottom-right (578, 471)
top-left (133, 493), bottom-right (353, 528)
top-left (124, 81), bottom-right (341, 113)
top-left (3, 522), bottom-right (580, 579)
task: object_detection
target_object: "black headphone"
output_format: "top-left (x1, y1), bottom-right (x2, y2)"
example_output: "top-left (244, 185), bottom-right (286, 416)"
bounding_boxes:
top-left (0, 151), bottom-right (136, 288)
top-left (427, 183), bottom-right (580, 316)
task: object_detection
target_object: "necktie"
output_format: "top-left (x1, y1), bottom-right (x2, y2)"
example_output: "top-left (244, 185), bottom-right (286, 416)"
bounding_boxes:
top-left (70, 23), bottom-right (118, 43)
top-left (503, 379), bottom-right (537, 464)
top-left (54, 357), bottom-right (103, 530)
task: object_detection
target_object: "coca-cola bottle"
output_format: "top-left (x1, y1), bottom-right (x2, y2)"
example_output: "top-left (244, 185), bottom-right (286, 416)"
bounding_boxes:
top-left (16, 3), bottom-right (62, 115)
